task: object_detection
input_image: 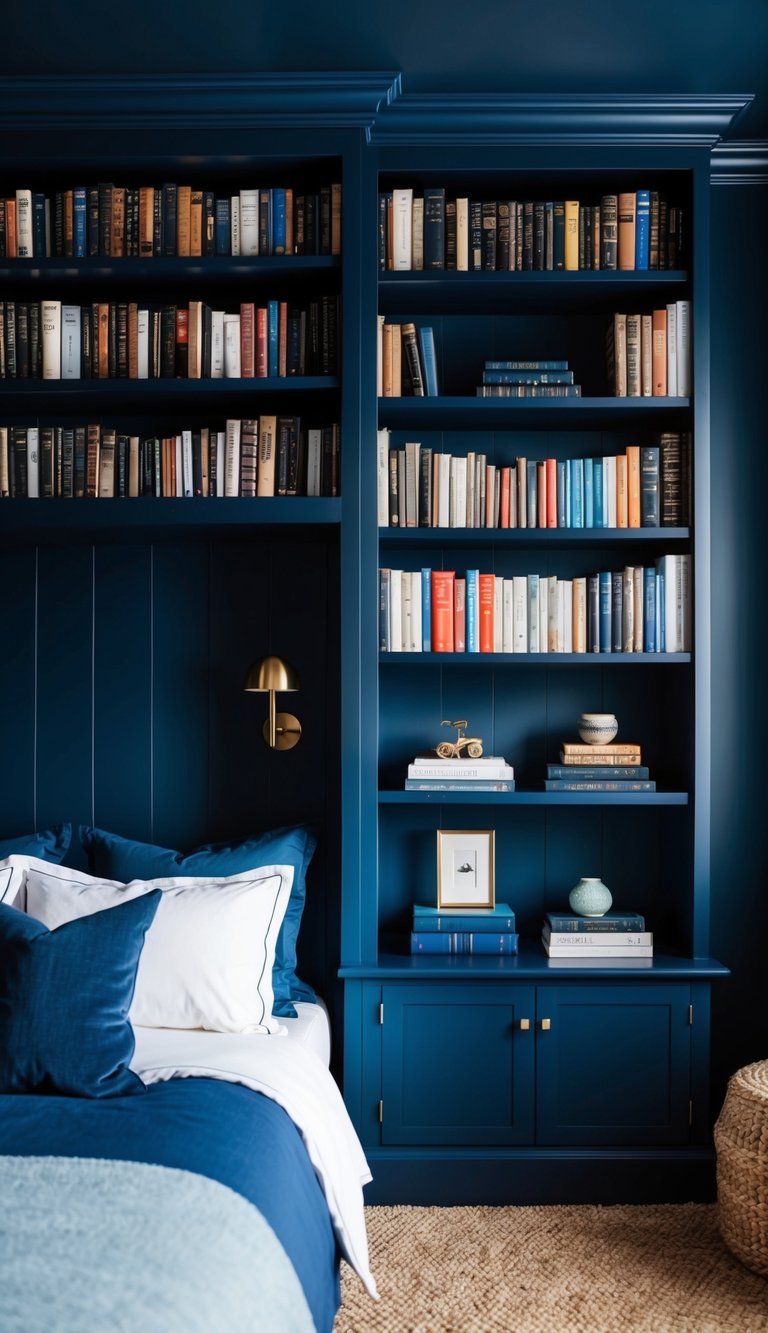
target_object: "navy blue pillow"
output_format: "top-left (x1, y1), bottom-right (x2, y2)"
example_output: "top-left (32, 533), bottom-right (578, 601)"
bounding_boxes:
top-left (0, 824), bottom-right (71, 864)
top-left (0, 890), bottom-right (161, 1098)
top-left (80, 824), bottom-right (317, 1018)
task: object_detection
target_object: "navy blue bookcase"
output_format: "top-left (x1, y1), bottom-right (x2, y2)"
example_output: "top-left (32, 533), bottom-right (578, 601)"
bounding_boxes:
top-left (0, 79), bottom-right (755, 1204)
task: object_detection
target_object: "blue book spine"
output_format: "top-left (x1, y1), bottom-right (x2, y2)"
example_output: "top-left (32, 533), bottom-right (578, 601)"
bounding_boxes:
top-left (267, 300), bottom-right (279, 378)
top-left (583, 457), bottom-right (594, 527)
top-left (421, 568), bottom-right (432, 652)
top-left (526, 460), bottom-right (537, 527)
top-left (599, 571), bottom-right (613, 653)
top-left (564, 459), bottom-right (572, 528)
top-left (484, 359), bottom-right (569, 370)
top-left (593, 459), bottom-right (604, 528)
top-left (546, 912), bottom-right (646, 932)
top-left (419, 327), bottom-right (439, 396)
top-left (466, 569), bottom-right (479, 652)
top-left (272, 188), bottom-right (286, 255)
top-left (379, 568), bottom-right (390, 651)
top-left (544, 779), bottom-right (655, 791)
top-left (643, 568), bottom-right (657, 652)
top-left (482, 370), bottom-right (574, 384)
top-left (410, 931), bottom-right (519, 954)
top-left (33, 191), bottom-right (48, 257)
top-left (215, 198), bottom-right (230, 255)
top-left (640, 446), bottom-right (660, 526)
top-left (588, 574), bottom-right (600, 652)
top-left (412, 909), bottom-right (517, 933)
top-left (556, 460), bottom-right (567, 527)
top-left (657, 570), bottom-right (665, 652)
top-left (611, 571), bottom-right (624, 652)
top-left (635, 190), bottom-right (651, 270)
top-left (73, 187), bottom-right (87, 258)
top-left (570, 458), bottom-right (584, 528)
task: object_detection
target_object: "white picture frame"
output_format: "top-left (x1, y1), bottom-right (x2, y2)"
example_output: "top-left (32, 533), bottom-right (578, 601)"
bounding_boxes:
top-left (436, 829), bottom-right (495, 909)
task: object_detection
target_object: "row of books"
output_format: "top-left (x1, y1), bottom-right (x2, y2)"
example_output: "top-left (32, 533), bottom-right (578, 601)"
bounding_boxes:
top-left (0, 297), bottom-right (340, 381)
top-left (410, 902), bottom-right (519, 955)
top-left (0, 418), bottom-right (340, 500)
top-left (0, 184), bottom-right (342, 260)
top-left (379, 559), bottom-right (691, 654)
top-left (545, 743), bottom-right (654, 792)
top-left (407, 903), bottom-right (652, 957)
top-left (405, 753), bottom-right (515, 793)
top-left (377, 319), bottom-right (438, 396)
top-left (542, 910), bottom-right (652, 957)
top-left (380, 188), bottom-right (684, 273)
top-left (607, 304), bottom-right (691, 398)
top-left (377, 431), bottom-right (690, 530)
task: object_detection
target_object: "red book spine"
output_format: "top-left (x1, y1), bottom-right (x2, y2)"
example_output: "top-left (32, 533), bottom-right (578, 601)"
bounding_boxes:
top-left (499, 466), bottom-right (511, 528)
top-left (537, 459), bottom-right (547, 527)
top-left (478, 573), bottom-right (495, 652)
top-left (256, 305), bottom-right (268, 378)
top-left (546, 458), bottom-right (557, 527)
top-left (431, 570), bottom-right (455, 652)
top-left (239, 302), bottom-right (254, 378)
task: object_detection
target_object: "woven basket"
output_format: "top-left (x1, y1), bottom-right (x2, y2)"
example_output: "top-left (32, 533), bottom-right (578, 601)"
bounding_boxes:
top-left (714, 1059), bottom-right (768, 1277)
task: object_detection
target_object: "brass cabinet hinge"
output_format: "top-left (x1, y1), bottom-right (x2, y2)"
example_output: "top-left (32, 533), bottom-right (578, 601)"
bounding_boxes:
top-left (688, 1004), bottom-right (694, 1025)
top-left (379, 1002), bottom-right (384, 1025)
top-left (378, 1099), bottom-right (384, 1123)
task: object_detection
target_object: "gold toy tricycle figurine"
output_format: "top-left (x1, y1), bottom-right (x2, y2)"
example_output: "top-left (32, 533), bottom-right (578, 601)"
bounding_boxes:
top-left (434, 720), bottom-right (484, 760)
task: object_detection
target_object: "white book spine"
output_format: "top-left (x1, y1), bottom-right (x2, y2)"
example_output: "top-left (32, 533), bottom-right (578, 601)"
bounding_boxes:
top-left (411, 197), bottom-right (424, 271)
top-left (607, 455), bottom-right (617, 528)
top-left (230, 197), bottom-right (240, 255)
top-left (410, 570), bottom-right (423, 652)
top-left (307, 428), bottom-right (323, 497)
top-left (182, 429), bottom-right (194, 497)
top-left (676, 299), bottom-right (691, 397)
top-left (451, 456), bottom-right (467, 528)
top-left (494, 576), bottom-right (504, 653)
top-left (15, 189), bottom-right (33, 256)
top-left (0, 427), bottom-right (8, 497)
top-left (26, 427), bottom-right (39, 497)
top-left (210, 310), bottom-right (225, 379)
top-left (239, 189), bottom-right (259, 256)
top-left (527, 575), bottom-right (540, 653)
top-left (538, 576), bottom-right (548, 651)
top-left (60, 305), bottom-right (81, 379)
top-left (223, 315), bottom-right (241, 378)
top-left (389, 569), bottom-right (403, 653)
top-left (137, 310), bottom-right (149, 379)
top-left (666, 301), bottom-right (678, 396)
top-left (562, 580), bottom-right (573, 652)
top-left (216, 431), bottom-right (226, 496)
top-left (257, 415), bottom-right (277, 497)
top-left (175, 434), bottom-right (183, 497)
top-left (438, 453), bottom-right (451, 527)
top-left (572, 576), bottom-right (586, 653)
top-left (377, 429), bottom-right (390, 526)
top-left (548, 575), bottom-right (559, 652)
top-left (391, 188), bottom-right (413, 270)
top-left (513, 575), bottom-right (528, 653)
top-left (224, 419), bottom-right (241, 496)
top-left (456, 198), bottom-right (469, 271)
top-left (41, 299), bottom-right (61, 379)
top-left (502, 578), bottom-right (514, 653)
top-left (400, 568), bottom-right (413, 651)
top-left (128, 436), bottom-right (140, 498)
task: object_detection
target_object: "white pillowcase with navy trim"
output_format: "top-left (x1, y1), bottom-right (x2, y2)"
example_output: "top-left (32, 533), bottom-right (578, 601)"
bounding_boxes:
top-left (18, 856), bottom-right (294, 1035)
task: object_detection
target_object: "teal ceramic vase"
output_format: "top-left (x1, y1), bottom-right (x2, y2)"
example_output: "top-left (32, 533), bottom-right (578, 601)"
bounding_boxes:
top-left (568, 876), bottom-right (613, 917)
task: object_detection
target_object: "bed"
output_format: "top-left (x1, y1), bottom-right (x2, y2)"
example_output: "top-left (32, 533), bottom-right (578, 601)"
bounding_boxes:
top-left (0, 829), bottom-right (377, 1332)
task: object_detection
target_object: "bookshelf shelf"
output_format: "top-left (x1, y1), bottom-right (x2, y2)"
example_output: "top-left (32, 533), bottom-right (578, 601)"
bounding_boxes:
top-left (378, 396), bottom-right (691, 430)
top-left (0, 255), bottom-right (340, 287)
top-left (342, 946), bottom-right (729, 982)
top-left (379, 651), bottom-right (692, 665)
top-left (379, 268), bottom-right (689, 316)
top-left (380, 527), bottom-right (690, 548)
top-left (378, 789), bottom-right (689, 806)
top-left (0, 377), bottom-right (339, 409)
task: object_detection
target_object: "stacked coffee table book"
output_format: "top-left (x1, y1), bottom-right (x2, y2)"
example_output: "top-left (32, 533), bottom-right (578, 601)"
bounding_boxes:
top-left (405, 754), bottom-right (515, 792)
top-left (541, 910), bottom-right (653, 959)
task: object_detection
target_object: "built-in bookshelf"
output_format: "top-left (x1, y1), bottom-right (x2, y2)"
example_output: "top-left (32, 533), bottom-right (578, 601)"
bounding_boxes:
top-left (337, 95), bottom-right (747, 1207)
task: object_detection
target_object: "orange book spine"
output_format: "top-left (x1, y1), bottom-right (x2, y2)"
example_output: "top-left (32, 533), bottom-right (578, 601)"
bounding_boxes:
top-left (478, 573), bottom-right (495, 652)
top-left (176, 185), bottom-right (191, 257)
top-left (546, 457), bottom-right (557, 527)
top-left (139, 186), bottom-right (154, 257)
top-left (537, 459), bottom-right (547, 527)
top-left (617, 192), bottom-right (636, 271)
top-left (616, 454), bottom-right (628, 527)
top-left (278, 300), bottom-right (288, 377)
top-left (431, 570), bottom-right (455, 652)
top-left (5, 199), bottom-right (17, 256)
top-left (652, 308), bottom-right (667, 395)
top-left (516, 457), bottom-right (527, 528)
top-left (97, 303), bottom-right (109, 378)
top-left (626, 445), bottom-right (641, 528)
top-left (64, 190), bottom-right (74, 257)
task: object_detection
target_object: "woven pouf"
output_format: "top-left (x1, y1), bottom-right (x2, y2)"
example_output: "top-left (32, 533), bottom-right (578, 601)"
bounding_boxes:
top-left (714, 1059), bottom-right (768, 1276)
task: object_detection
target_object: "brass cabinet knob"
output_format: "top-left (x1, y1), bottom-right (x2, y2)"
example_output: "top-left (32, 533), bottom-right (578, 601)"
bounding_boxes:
top-left (540, 1018), bottom-right (551, 1031)
top-left (519, 1018), bottom-right (530, 1031)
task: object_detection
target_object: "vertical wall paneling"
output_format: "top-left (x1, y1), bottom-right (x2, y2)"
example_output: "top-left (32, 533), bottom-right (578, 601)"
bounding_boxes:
top-left (0, 549), bottom-right (38, 835)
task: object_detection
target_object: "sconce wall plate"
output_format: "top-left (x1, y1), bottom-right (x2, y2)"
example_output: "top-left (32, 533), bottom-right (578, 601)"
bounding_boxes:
top-left (244, 654), bottom-right (301, 751)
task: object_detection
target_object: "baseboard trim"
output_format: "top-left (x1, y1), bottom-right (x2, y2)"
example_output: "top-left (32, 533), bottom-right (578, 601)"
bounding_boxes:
top-left (362, 1150), bottom-right (717, 1205)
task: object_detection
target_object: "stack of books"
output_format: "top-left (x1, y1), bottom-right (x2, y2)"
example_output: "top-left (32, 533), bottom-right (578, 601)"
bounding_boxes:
top-left (544, 741), bottom-right (654, 792)
top-left (405, 754), bottom-right (515, 792)
top-left (542, 910), bottom-right (653, 958)
top-left (475, 358), bottom-right (581, 398)
top-left (410, 902), bottom-right (519, 955)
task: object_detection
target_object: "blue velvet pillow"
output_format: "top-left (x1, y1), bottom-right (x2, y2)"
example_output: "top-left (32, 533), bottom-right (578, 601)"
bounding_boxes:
top-left (0, 890), bottom-right (161, 1098)
top-left (79, 824), bottom-right (317, 1018)
top-left (0, 824), bottom-right (71, 864)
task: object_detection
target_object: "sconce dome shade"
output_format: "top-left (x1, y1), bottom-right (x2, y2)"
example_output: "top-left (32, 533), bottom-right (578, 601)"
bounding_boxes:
top-left (244, 655), bottom-right (300, 693)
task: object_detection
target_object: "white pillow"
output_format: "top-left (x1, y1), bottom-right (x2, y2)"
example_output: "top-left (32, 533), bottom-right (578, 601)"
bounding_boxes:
top-left (0, 858), bottom-right (27, 905)
top-left (21, 857), bottom-right (294, 1035)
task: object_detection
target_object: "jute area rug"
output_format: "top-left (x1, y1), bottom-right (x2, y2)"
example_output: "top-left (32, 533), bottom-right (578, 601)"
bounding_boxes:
top-left (334, 1204), bottom-right (768, 1332)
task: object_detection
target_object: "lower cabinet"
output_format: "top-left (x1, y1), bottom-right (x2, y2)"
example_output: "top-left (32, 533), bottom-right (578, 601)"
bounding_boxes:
top-left (378, 980), bottom-right (692, 1148)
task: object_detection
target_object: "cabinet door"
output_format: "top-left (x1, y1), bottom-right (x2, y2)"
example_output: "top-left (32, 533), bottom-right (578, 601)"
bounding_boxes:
top-left (381, 982), bottom-right (535, 1146)
top-left (536, 984), bottom-right (691, 1146)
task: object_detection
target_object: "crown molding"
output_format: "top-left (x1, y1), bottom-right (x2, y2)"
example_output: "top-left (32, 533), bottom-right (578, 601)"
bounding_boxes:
top-left (369, 93), bottom-right (755, 147)
top-left (0, 72), bottom-right (402, 130)
top-left (711, 140), bottom-right (768, 184)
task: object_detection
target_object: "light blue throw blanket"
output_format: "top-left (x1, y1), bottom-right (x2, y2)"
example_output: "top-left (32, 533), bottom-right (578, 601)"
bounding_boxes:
top-left (0, 1154), bottom-right (315, 1333)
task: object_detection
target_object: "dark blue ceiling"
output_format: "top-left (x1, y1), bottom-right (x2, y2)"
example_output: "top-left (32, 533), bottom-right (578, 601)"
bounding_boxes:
top-left (5, 0), bottom-right (767, 136)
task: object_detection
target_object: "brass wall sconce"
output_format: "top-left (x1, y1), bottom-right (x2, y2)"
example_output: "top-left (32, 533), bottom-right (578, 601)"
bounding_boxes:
top-left (244, 655), bottom-right (301, 750)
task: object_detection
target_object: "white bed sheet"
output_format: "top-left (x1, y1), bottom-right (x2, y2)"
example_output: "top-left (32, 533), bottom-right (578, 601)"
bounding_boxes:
top-left (286, 999), bottom-right (332, 1067)
top-left (131, 1025), bottom-right (376, 1299)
